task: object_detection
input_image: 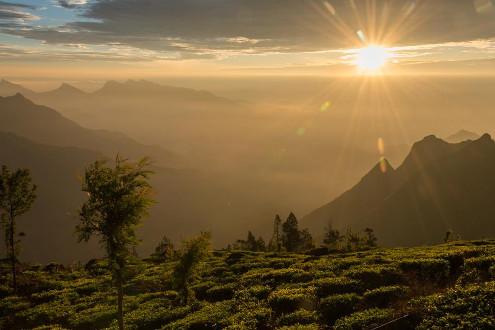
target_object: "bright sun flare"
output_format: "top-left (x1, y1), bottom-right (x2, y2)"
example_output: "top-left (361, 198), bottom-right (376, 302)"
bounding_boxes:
top-left (355, 45), bottom-right (390, 71)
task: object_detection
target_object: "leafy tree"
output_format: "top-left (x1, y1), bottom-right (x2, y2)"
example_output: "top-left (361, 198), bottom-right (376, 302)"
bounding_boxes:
top-left (76, 156), bottom-right (153, 330)
top-left (345, 229), bottom-right (362, 251)
top-left (172, 232), bottom-right (211, 304)
top-left (269, 214), bottom-right (282, 252)
top-left (246, 231), bottom-right (257, 251)
top-left (0, 165), bottom-right (36, 293)
top-left (299, 228), bottom-right (315, 251)
top-left (234, 231), bottom-right (266, 251)
top-left (152, 235), bottom-right (175, 260)
top-left (364, 228), bottom-right (378, 248)
top-left (323, 221), bottom-right (343, 249)
top-left (282, 212), bottom-right (301, 252)
top-left (256, 236), bottom-right (266, 252)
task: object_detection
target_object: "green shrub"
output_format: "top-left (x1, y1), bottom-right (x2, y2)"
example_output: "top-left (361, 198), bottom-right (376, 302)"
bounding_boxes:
top-left (107, 305), bottom-right (190, 330)
top-left (319, 293), bottom-right (362, 323)
top-left (84, 259), bottom-right (108, 276)
top-left (334, 308), bottom-right (394, 329)
top-left (163, 301), bottom-right (232, 329)
top-left (268, 287), bottom-right (316, 313)
top-left (227, 306), bottom-right (272, 328)
top-left (344, 266), bottom-right (402, 289)
top-left (278, 309), bottom-right (318, 326)
top-left (68, 304), bottom-right (116, 330)
top-left (399, 258), bottom-right (450, 282)
top-left (190, 280), bottom-right (216, 300)
top-left (363, 285), bottom-right (408, 307)
top-left (277, 324), bottom-right (320, 330)
top-left (245, 285), bottom-right (271, 300)
top-left (465, 256), bottom-right (495, 272)
top-left (412, 281), bottom-right (495, 329)
top-left (242, 268), bottom-right (312, 286)
top-left (206, 283), bottom-right (237, 302)
top-left (313, 277), bottom-right (362, 297)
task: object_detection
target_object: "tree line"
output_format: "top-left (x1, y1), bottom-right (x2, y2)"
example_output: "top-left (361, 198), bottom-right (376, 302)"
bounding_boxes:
top-left (228, 214), bottom-right (378, 254)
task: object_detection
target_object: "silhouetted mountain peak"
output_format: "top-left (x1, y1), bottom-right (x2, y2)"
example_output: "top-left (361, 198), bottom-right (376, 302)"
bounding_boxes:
top-left (478, 133), bottom-right (492, 142)
top-left (358, 158), bottom-right (395, 185)
top-left (2, 93), bottom-right (31, 103)
top-left (466, 133), bottom-right (495, 153)
top-left (0, 79), bottom-right (17, 87)
top-left (0, 80), bottom-right (34, 97)
top-left (57, 83), bottom-right (84, 93)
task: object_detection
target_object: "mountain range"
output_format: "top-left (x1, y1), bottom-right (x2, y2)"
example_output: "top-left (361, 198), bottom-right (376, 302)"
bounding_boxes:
top-left (304, 133), bottom-right (495, 246)
top-left (0, 94), bottom-right (177, 166)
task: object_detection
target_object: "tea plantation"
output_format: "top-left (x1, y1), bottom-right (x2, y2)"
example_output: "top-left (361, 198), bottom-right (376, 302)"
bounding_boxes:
top-left (2, 240), bottom-right (495, 329)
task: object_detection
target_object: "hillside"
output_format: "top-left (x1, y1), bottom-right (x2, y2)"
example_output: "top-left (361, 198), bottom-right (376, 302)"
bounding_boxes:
top-left (0, 94), bottom-right (177, 166)
top-left (304, 134), bottom-right (495, 246)
top-left (1, 240), bottom-right (495, 329)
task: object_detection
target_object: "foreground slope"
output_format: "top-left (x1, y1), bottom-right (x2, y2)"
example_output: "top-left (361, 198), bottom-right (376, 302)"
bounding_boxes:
top-left (304, 134), bottom-right (495, 246)
top-left (1, 240), bottom-right (495, 329)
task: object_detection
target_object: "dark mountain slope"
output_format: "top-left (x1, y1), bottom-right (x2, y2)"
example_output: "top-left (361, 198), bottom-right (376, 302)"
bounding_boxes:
top-left (0, 94), bottom-right (176, 165)
top-left (304, 134), bottom-right (495, 246)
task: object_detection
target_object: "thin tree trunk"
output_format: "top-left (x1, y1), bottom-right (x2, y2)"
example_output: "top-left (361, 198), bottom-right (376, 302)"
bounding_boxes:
top-left (117, 272), bottom-right (124, 330)
top-left (9, 212), bottom-right (16, 293)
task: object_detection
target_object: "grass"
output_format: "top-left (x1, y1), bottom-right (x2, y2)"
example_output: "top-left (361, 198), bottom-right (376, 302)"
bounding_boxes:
top-left (1, 240), bottom-right (495, 329)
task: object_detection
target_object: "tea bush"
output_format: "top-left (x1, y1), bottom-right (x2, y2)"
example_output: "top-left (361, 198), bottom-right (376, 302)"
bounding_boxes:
top-left (363, 285), bottom-right (408, 307)
top-left (319, 293), bottom-right (362, 323)
top-left (333, 308), bottom-right (394, 329)
top-left (2, 240), bottom-right (495, 329)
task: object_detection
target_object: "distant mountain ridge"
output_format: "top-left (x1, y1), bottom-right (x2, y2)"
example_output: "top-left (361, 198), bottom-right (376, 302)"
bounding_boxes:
top-left (0, 79), bottom-right (235, 105)
top-left (304, 133), bottom-right (495, 246)
top-left (445, 130), bottom-right (480, 143)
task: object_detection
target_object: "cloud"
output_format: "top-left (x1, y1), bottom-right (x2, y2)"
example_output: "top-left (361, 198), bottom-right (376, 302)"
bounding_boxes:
top-left (57, 0), bottom-right (87, 9)
top-left (2, 0), bottom-right (495, 59)
top-left (0, 1), bottom-right (35, 10)
top-left (0, 1), bottom-right (39, 28)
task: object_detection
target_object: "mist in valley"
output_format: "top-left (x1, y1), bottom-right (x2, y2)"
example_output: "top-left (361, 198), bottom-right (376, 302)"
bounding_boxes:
top-left (1, 75), bottom-right (495, 262)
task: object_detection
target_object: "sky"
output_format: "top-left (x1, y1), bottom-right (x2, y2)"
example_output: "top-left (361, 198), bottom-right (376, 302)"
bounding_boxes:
top-left (1, 0), bottom-right (495, 82)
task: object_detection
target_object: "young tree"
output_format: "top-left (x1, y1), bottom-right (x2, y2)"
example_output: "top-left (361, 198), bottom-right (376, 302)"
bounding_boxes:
top-left (282, 212), bottom-right (301, 252)
top-left (364, 228), bottom-right (378, 248)
top-left (0, 165), bottom-right (36, 293)
top-left (345, 229), bottom-right (362, 251)
top-left (268, 214), bottom-right (282, 252)
top-left (152, 235), bottom-right (175, 261)
top-left (246, 231), bottom-right (257, 251)
top-left (77, 156), bottom-right (153, 330)
top-left (299, 229), bottom-right (314, 251)
top-left (172, 232), bottom-right (211, 304)
top-left (256, 236), bottom-right (266, 252)
top-left (323, 221), bottom-right (342, 249)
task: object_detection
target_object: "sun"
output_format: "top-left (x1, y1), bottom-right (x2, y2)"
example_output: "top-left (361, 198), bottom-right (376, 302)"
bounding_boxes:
top-left (355, 45), bottom-right (390, 71)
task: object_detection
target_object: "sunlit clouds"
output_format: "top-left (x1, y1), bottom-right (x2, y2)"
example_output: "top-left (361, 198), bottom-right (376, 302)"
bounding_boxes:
top-left (1, 0), bottom-right (495, 77)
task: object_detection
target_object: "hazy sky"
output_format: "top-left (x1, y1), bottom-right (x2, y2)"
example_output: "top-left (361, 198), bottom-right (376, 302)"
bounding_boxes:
top-left (1, 0), bottom-right (495, 80)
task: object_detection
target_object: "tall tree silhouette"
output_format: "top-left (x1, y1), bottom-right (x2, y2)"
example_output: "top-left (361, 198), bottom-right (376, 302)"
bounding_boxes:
top-left (172, 232), bottom-right (211, 304)
top-left (269, 214), bottom-right (282, 252)
top-left (0, 166), bottom-right (36, 293)
top-left (323, 221), bottom-right (343, 249)
top-left (76, 156), bottom-right (153, 330)
top-left (282, 212), bottom-right (301, 252)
